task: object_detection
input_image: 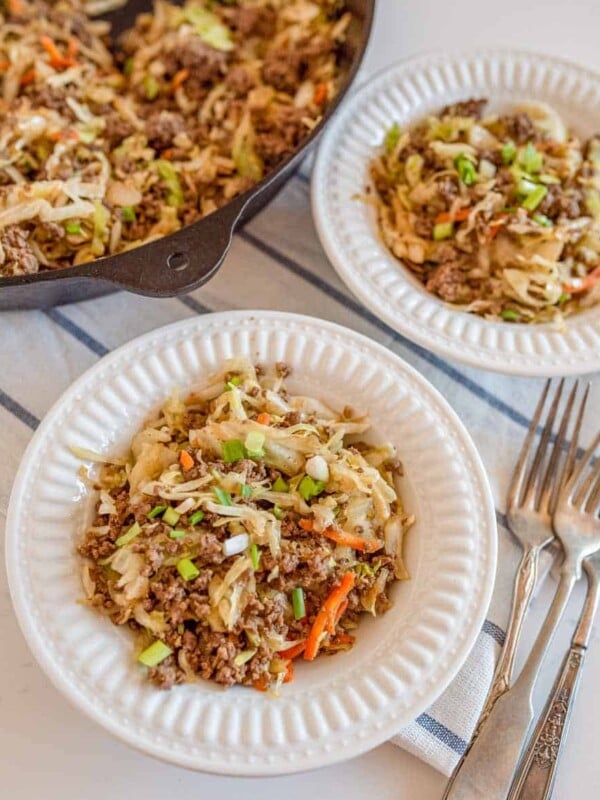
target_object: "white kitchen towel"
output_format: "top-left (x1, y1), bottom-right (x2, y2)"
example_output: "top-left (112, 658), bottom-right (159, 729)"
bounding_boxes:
top-left (0, 168), bottom-right (589, 777)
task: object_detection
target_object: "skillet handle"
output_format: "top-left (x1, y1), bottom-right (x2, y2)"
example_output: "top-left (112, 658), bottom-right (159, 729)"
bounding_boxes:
top-left (87, 194), bottom-right (248, 297)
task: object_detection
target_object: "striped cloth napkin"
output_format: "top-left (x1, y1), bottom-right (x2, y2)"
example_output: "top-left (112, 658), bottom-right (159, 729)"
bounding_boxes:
top-left (0, 164), bottom-right (585, 776)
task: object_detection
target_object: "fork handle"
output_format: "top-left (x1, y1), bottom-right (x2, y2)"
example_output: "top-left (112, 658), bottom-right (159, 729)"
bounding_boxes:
top-left (443, 568), bottom-right (576, 800)
top-left (509, 561), bottom-right (600, 799)
top-left (507, 644), bottom-right (586, 799)
top-left (480, 546), bottom-right (540, 723)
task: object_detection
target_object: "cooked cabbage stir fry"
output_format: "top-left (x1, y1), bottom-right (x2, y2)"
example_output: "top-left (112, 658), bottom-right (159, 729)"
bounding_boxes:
top-left (77, 360), bottom-right (413, 691)
top-left (0, 0), bottom-right (351, 276)
top-left (371, 98), bottom-right (600, 324)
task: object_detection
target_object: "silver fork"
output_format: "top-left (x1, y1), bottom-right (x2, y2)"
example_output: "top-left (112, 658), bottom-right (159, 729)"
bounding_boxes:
top-left (509, 432), bottom-right (600, 799)
top-left (443, 380), bottom-right (588, 800)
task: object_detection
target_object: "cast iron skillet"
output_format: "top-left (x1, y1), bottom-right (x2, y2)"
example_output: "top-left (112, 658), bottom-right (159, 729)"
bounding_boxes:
top-left (0, 0), bottom-right (374, 309)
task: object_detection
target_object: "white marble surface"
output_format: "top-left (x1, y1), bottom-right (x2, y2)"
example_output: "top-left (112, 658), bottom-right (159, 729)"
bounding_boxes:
top-left (3, 0), bottom-right (600, 796)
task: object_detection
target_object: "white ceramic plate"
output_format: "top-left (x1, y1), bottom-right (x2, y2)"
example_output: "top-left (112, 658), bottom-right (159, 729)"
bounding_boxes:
top-left (6, 311), bottom-right (496, 775)
top-left (312, 49), bottom-right (600, 376)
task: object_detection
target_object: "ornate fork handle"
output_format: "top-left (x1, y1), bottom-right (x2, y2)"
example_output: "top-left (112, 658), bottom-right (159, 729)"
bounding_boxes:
top-left (509, 559), bottom-right (600, 799)
top-left (476, 546), bottom-right (540, 731)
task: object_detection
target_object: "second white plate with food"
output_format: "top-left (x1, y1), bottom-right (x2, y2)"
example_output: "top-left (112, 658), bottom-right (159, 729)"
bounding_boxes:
top-left (6, 311), bottom-right (496, 775)
top-left (312, 49), bottom-right (600, 375)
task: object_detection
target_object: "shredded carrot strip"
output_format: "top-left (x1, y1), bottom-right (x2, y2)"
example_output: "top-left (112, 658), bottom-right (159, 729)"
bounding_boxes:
top-left (8, 0), bottom-right (23, 14)
top-left (40, 35), bottom-right (76, 70)
top-left (48, 129), bottom-right (78, 142)
top-left (283, 661), bottom-right (294, 683)
top-left (172, 68), bottom-right (189, 91)
top-left (299, 518), bottom-right (314, 532)
top-left (563, 265), bottom-right (600, 295)
top-left (179, 450), bottom-right (194, 471)
top-left (435, 207), bottom-right (472, 225)
top-left (333, 632), bottom-right (355, 646)
top-left (67, 37), bottom-right (80, 59)
top-left (304, 572), bottom-right (355, 661)
top-left (487, 213), bottom-right (508, 242)
top-left (327, 597), bottom-right (348, 634)
top-left (19, 69), bottom-right (35, 86)
top-left (161, 148), bottom-right (175, 160)
top-left (0, 60), bottom-right (10, 72)
top-left (320, 526), bottom-right (383, 553)
top-left (313, 82), bottom-right (328, 106)
top-left (256, 412), bottom-right (271, 425)
top-left (278, 641), bottom-right (306, 660)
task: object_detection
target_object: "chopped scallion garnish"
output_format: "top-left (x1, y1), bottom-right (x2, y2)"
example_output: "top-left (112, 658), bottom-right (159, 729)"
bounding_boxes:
top-left (244, 430), bottom-right (265, 459)
top-left (240, 483), bottom-right (252, 499)
top-left (177, 557), bottom-right (199, 581)
top-left (234, 649), bottom-right (257, 667)
top-left (121, 205), bottom-right (136, 223)
top-left (298, 475), bottom-right (325, 502)
top-left (189, 510), bottom-right (205, 525)
top-left (454, 153), bottom-right (477, 186)
top-left (501, 140), bottom-right (517, 164)
top-left (65, 221), bottom-right (81, 235)
top-left (291, 587), bottom-right (306, 620)
top-left (558, 292), bottom-right (570, 304)
top-left (250, 543), bottom-right (260, 571)
top-left (520, 142), bottom-right (543, 174)
top-left (222, 438), bottom-right (245, 463)
top-left (115, 521), bottom-right (141, 547)
top-left (272, 476), bottom-right (289, 493)
top-left (226, 375), bottom-right (242, 389)
top-left (383, 122), bottom-right (402, 153)
top-left (147, 504), bottom-right (167, 519)
top-left (169, 530), bottom-right (186, 540)
top-left (123, 56), bottom-right (134, 76)
top-left (532, 213), bottom-right (552, 227)
top-left (162, 507), bottom-right (181, 527)
top-left (521, 184), bottom-right (548, 211)
top-left (433, 221), bottom-right (454, 241)
top-left (213, 487), bottom-right (232, 506)
top-left (272, 505), bottom-right (285, 520)
top-left (144, 74), bottom-right (159, 100)
top-left (500, 309), bottom-right (520, 321)
top-left (138, 640), bottom-right (172, 667)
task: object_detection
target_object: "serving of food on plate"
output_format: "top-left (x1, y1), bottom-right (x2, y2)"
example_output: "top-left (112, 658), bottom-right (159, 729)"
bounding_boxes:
top-left (371, 99), bottom-right (600, 325)
top-left (0, 0), bottom-right (352, 276)
top-left (77, 358), bottom-right (412, 692)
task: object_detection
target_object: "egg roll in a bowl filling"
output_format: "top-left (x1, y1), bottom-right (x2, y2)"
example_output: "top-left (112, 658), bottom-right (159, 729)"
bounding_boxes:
top-left (76, 360), bottom-right (413, 691)
top-left (370, 98), bottom-right (600, 325)
top-left (0, 0), bottom-right (352, 276)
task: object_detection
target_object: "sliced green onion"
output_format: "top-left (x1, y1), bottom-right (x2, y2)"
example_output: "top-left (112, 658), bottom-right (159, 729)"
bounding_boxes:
top-left (272, 505), bottom-right (285, 520)
top-left (123, 56), bottom-right (134, 76)
top-left (522, 184), bottom-right (548, 211)
top-left (558, 292), bottom-right (570, 304)
top-left (138, 640), bottom-right (172, 667)
top-left (177, 557), bottom-right (200, 581)
top-left (213, 487), bottom-right (232, 506)
top-left (169, 530), bottom-right (186, 540)
top-left (532, 213), bottom-right (552, 227)
top-left (222, 439), bottom-right (245, 463)
top-left (65, 221), bottom-right (81, 235)
top-left (162, 507), bottom-right (181, 527)
top-left (156, 159), bottom-right (184, 207)
top-left (226, 375), bottom-right (242, 389)
top-left (144, 74), bottom-right (159, 100)
top-left (244, 430), bottom-right (265, 459)
top-left (148, 504), bottom-right (167, 519)
top-left (291, 587), bottom-right (306, 620)
top-left (121, 205), bottom-right (136, 223)
top-left (500, 309), bottom-right (520, 321)
top-left (517, 177), bottom-right (539, 197)
top-left (272, 476), bottom-right (289, 493)
top-left (189, 510), bottom-right (205, 526)
top-left (240, 483), bottom-right (252, 499)
top-left (298, 475), bottom-right (325, 502)
top-left (520, 142), bottom-right (543, 174)
top-left (250, 543), bottom-right (260, 571)
top-left (234, 649), bottom-right (257, 667)
top-left (383, 122), bottom-right (401, 153)
top-left (501, 140), bottom-right (517, 164)
top-left (454, 154), bottom-right (477, 186)
top-left (433, 222), bottom-right (454, 241)
top-left (116, 521), bottom-right (141, 547)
